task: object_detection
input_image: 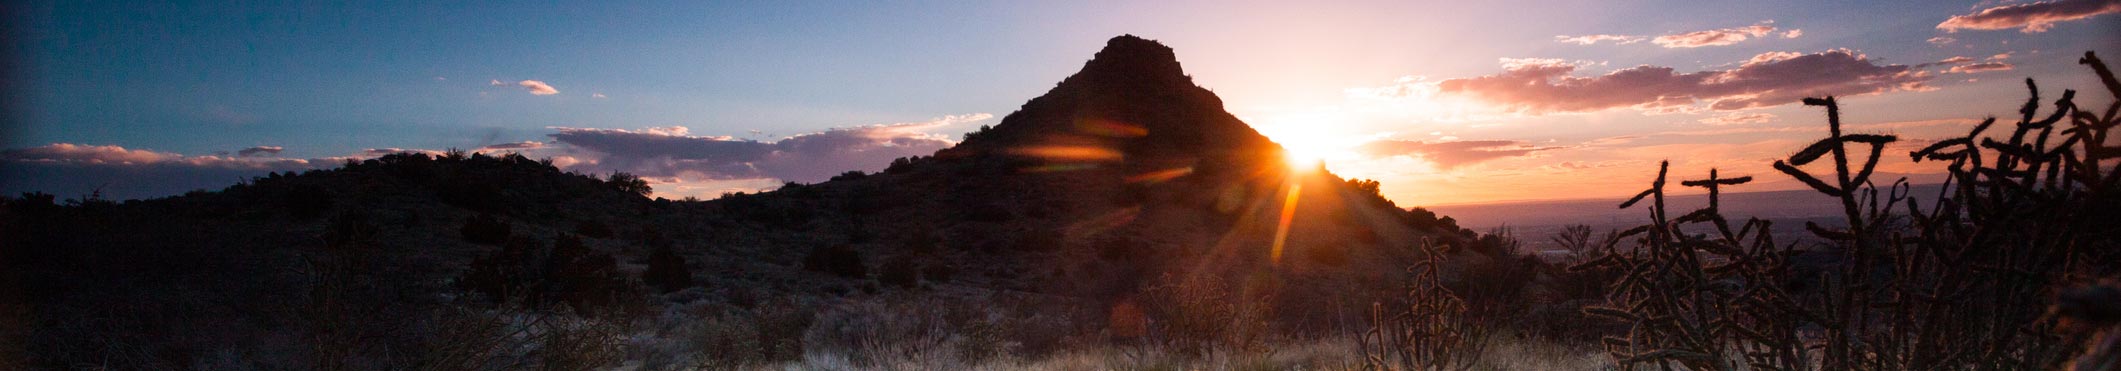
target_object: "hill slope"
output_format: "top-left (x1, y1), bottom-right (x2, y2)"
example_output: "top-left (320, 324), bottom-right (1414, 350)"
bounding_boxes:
top-left (0, 35), bottom-right (1474, 369)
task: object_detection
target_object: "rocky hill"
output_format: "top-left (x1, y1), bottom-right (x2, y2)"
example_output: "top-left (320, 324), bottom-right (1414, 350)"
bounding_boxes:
top-left (0, 35), bottom-right (1479, 369)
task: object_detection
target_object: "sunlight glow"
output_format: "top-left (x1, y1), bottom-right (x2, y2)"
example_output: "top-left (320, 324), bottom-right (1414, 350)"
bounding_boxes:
top-left (1269, 182), bottom-right (1301, 266)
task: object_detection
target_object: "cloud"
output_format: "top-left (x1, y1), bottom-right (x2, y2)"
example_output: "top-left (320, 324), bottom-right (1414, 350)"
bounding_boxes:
top-left (479, 141), bottom-right (546, 150)
top-left (545, 114), bottom-right (992, 183)
top-left (516, 80), bottom-right (559, 95)
top-left (1700, 112), bottom-right (1776, 126)
top-left (1358, 140), bottom-right (1561, 169)
top-left (2, 143), bottom-right (183, 165)
top-left (1, 143), bottom-right (333, 200)
top-left (1948, 61), bottom-right (2015, 73)
top-left (1555, 34), bottom-right (1645, 45)
top-left (592, 93), bottom-right (607, 99)
top-left (1782, 29), bottom-right (1804, 39)
top-left (1916, 56), bottom-right (1977, 68)
top-left (1938, 0), bottom-right (2121, 33)
top-left (1653, 21), bottom-right (1779, 48)
top-left (1929, 36), bottom-right (1958, 45)
top-left (1434, 49), bottom-right (1930, 114)
top-left (235, 146), bottom-right (284, 157)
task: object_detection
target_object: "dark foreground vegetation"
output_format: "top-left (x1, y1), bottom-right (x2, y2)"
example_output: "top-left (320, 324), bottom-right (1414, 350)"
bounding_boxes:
top-left (1, 37), bottom-right (2115, 370)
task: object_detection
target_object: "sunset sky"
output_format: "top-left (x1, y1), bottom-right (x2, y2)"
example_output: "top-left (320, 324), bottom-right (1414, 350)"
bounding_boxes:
top-left (5, 0), bottom-right (2119, 205)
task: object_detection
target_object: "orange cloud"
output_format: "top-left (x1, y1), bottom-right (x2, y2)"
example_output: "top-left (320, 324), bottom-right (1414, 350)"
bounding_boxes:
top-left (517, 80), bottom-right (559, 95)
top-left (1947, 62), bottom-right (2014, 73)
top-left (1653, 21), bottom-right (1779, 48)
top-left (1938, 0), bottom-right (2121, 33)
top-left (1435, 49), bottom-right (1928, 114)
top-left (1554, 34), bottom-right (1644, 45)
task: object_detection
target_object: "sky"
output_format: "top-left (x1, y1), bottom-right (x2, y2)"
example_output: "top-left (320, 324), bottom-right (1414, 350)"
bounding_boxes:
top-left (3, 0), bottom-right (2119, 205)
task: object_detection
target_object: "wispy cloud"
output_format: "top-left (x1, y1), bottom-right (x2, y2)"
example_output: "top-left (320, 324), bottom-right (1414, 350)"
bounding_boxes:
top-left (1433, 49), bottom-right (1929, 114)
top-left (1, 143), bottom-right (336, 200)
top-left (235, 146), bottom-right (284, 157)
top-left (1929, 36), bottom-right (1958, 45)
top-left (479, 141), bottom-right (546, 150)
top-left (1948, 62), bottom-right (2014, 73)
top-left (1357, 140), bottom-right (1562, 169)
top-left (1700, 112), bottom-right (1777, 126)
top-left (1653, 21), bottom-right (1780, 48)
top-left (545, 114), bottom-right (992, 183)
top-left (1554, 34), bottom-right (1645, 45)
top-left (1938, 0), bottom-right (2121, 33)
top-left (517, 80), bottom-right (560, 95)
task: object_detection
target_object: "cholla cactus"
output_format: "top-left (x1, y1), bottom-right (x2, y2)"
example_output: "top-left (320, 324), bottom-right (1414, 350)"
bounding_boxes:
top-left (1579, 51), bottom-right (2121, 371)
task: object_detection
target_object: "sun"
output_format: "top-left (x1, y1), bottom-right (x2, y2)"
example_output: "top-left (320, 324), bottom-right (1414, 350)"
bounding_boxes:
top-left (1282, 145), bottom-right (1327, 173)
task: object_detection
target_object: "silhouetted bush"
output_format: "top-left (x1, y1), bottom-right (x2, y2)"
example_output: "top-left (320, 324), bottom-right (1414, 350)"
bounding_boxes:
top-left (828, 170), bottom-right (868, 182)
top-left (436, 175), bottom-right (507, 212)
top-left (803, 245), bottom-right (866, 279)
top-left (459, 214), bottom-right (511, 245)
top-left (605, 172), bottom-right (651, 197)
top-left (922, 264), bottom-right (956, 284)
top-left (281, 184), bottom-right (334, 219)
top-left (458, 234), bottom-right (633, 312)
top-left (574, 219), bottom-right (615, 239)
top-left (878, 256), bottom-right (920, 288)
top-left (642, 245), bottom-right (692, 293)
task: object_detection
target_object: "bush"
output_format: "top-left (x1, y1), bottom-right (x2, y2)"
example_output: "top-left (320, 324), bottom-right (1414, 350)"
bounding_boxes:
top-left (605, 172), bottom-right (652, 197)
top-left (457, 234), bottom-right (634, 312)
top-left (803, 245), bottom-right (866, 279)
top-left (574, 219), bottom-right (615, 239)
top-left (642, 246), bottom-right (692, 293)
top-left (282, 184), bottom-right (334, 219)
top-left (459, 214), bottom-right (511, 245)
top-left (879, 256), bottom-right (920, 288)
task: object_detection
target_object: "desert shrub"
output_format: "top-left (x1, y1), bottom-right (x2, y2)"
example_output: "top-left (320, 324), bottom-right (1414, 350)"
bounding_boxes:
top-left (438, 177), bottom-right (508, 213)
top-left (1549, 224), bottom-right (1597, 257)
top-left (804, 245), bottom-right (867, 279)
top-left (879, 256), bottom-right (921, 288)
top-left (922, 264), bottom-right (957, 284)
top-left (573, 219), bottom-right (614, 239)
top-left (1449, 254), bottom-right (1537, 320)
top-left (458, 234), bottom-right (634, 312)
top-left (604, 172), bottom-right (651, 197)
top-left (282, 183), bottom-right (335, 219)
top-left (641, 245), bottom-right (692, 293)
top-left (829, 170), bottom-right (868, 182)
top-left (1356, 242), bottom-right (1487, 371)
top-left (885, 156), bottom-right (918, 174)
top-left (1137, 273), bottom-right (1274, 358)
top-left (1574, 52), bottom-right (2121, 370)
top-left (460, 214), bottom-right (512, 245)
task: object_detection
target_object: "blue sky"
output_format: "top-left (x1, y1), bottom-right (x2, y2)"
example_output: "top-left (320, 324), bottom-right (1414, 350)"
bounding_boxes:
top-left (7, 0), bottom-right (2120, 204)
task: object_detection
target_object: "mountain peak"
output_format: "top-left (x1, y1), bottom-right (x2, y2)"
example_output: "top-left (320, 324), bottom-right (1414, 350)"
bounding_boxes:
top-left (1077, 35), bottom-right (1186, 83)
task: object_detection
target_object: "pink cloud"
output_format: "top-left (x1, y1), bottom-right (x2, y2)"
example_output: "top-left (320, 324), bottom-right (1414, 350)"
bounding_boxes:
top-left (1358, 140), bottom-right (1562, 169)
top-left (1555, 34), bottom-right (1645, 45)
top-left (1653, 21), bottom-right (1779, 48)
top-left (1699, 112), bottom-right (1776, 126)
top-left (235, 146), bottom-right (284, 157)
top-left (517, 80), bottom-right (560, 95)
top-left (1938, 0), bottom-right (2121, 33)
top-left (479, 141), bottom-right (546, 150)
top-left (1948, 62), bottom-right (2015, 73)
top-left (1435, 49), bottom-right (1929, 114)
top-left (1928, 36), bottom-right (1958, 45)
top-left (545, 114), bottom-right (991, 183)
